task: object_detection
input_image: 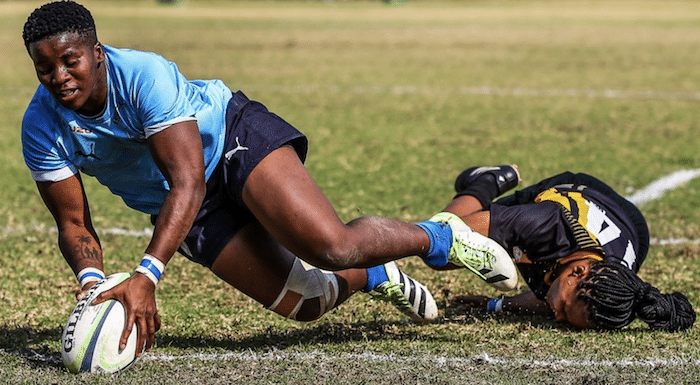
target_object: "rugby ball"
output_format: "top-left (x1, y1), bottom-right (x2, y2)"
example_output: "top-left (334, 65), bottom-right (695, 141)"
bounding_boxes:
top-left (61, 272), bottom-right (140, 373)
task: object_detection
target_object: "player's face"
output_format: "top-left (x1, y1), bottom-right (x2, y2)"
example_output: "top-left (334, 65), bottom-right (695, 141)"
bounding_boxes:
top-left (28, 32), bottom-right (107, 116)
top-left (545, 260), bottom-right (593, 329)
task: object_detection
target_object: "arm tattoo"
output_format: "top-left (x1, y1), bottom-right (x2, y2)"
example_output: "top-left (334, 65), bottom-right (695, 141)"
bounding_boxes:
top-left (75, 235), bottom-right (101, 261)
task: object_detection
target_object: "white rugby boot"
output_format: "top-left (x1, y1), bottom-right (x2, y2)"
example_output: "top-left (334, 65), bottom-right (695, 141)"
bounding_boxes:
top-left (371, 261), bottom-right (438, 323)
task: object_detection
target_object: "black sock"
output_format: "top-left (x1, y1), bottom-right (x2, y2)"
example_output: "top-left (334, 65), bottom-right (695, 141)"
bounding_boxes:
top-left (454, 177), bottom-right (499, 209)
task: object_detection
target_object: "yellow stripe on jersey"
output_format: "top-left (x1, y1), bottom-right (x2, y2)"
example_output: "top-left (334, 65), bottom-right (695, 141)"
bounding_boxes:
top-left (535, 188), bottom-right (601, 249)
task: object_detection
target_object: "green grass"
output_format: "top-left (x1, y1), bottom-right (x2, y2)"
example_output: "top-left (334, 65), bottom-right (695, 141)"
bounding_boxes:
top-left (2, 0), bottom-right (700, 383)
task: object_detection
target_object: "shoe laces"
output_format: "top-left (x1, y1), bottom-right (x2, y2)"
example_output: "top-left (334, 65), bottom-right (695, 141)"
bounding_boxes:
top-left (370, 282), bottom-right (412, 313)
top-left (452, 239), bottom-right (495, 277)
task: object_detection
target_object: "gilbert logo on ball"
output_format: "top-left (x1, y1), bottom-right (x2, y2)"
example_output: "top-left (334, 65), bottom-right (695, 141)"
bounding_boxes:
top-left (61, 272), bottom-right (140, 373)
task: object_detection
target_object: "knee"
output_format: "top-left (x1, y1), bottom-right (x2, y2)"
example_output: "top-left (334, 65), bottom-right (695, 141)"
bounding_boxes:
top-left (297, 232), bottom-right (360, 271)
top-left (310, 244), bottom-right (360, 271)
top-left (268, 295), bottom-right (325, 322)
top-left (267, 258), bottom-right (341, 321)
top-left (293, 299), bottom-right (324, 322)
top-left (295, 218), bottom-right (378, 270)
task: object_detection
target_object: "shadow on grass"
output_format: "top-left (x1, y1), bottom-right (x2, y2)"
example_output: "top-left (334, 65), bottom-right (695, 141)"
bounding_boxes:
top-left (155, 318), bottom-right (433, 351)
top-left (0, 319), bottom-right (433, 370)
top-left (444, 302), bottom-right (565, 330)
top-left (0, 326), bottom-right (63, 369)
top-left (0, 310), bottom-right (599, 370)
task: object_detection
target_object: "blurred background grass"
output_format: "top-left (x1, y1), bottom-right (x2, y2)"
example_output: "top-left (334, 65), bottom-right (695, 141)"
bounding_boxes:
top-left (1, 1), bottom-right (700, 383)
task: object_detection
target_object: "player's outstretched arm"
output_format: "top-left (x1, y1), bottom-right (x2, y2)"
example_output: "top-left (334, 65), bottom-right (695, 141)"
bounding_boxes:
top-left (94, 120), bottom-right (206, 356)
top-left (144, 119), bottom-right (206, 267)
top-left (36, 174), bottom-right (104, 299)
top-left (451, 291), bottom-right (552, 316)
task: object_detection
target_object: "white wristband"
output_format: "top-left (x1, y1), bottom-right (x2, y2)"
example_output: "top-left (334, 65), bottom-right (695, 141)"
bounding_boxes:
top-left (135, 253), bottom-right (166, 286)
top-left (77, 267), bottom-right (105, 288)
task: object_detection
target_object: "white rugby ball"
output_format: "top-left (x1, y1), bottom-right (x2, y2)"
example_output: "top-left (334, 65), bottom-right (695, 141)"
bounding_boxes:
top-left (61, 272), bottom-right (140, 373)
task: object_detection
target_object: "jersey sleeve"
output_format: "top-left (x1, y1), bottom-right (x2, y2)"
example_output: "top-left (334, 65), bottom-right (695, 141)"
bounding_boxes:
top-left (21, 98), bottom-right (78, 182)
top-left (121, 51), bottom-right (197, 137)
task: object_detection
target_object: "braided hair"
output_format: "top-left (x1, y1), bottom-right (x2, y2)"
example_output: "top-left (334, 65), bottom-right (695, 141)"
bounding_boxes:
top-left (23, 1), bottom-right (97, 48)
top-left (579, 261), bottom-right (696, 331)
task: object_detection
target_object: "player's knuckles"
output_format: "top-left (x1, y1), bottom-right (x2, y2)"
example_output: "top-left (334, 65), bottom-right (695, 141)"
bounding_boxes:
top-left (91, 292), bottom-right (108, 305)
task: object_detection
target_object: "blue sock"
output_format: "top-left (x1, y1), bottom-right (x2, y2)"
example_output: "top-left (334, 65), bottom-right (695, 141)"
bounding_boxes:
top-left (415, 220), bottom-right (452, 267)
top-left (364, 265), bottom-right (389, 292)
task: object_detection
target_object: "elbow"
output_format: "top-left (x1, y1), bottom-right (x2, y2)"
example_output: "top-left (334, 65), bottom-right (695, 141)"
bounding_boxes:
top-left (187, 179), bottom-right (206, 213)
top-left (192, 178), bottom-right (206, 207)
top-left (172, 174), bottom-right (206, 209)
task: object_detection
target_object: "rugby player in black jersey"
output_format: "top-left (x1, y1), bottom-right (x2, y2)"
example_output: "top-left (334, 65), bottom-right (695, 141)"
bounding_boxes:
top-left (444, 166), bottom-right (695, 331)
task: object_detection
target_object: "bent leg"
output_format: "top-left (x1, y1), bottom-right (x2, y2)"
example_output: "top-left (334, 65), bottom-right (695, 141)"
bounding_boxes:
top-left (240, 146), bottom-right (517, 292)
top-left (241, 146), bottom-right (431, 270)
top-left (446, 164), bottom-right (522, 217)
top-left (442, 195), bottom-right (484, 218)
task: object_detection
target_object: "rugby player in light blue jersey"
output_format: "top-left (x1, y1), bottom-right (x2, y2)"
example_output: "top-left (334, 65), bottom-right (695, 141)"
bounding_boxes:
top-left (21, 1), bottom-right (519, 355)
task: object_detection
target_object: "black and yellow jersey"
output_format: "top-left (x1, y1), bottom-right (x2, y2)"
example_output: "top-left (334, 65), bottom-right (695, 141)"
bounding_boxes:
top-left (488, 172), bottom-right (649, 300)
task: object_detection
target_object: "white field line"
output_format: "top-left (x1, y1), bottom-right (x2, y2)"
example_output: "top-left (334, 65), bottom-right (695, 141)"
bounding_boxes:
top-left (10, 84), bottom-right (700, 101)
top-left (240, 84), bottom-right (700, 101)
top-left (1, 223), bottom-right (154, 238)
top-left (6, 170), bottom-right (700, 245)
top-left (143, 350), bottom-right (700, 368)
top-left (6, 223), bottom-right (699, 247)
top-left (22, 349), bottom-right (700, 369)
top-left (624, 168), bottom-right (700, 246)
top-left (624, 169), bottom-right (700, 206)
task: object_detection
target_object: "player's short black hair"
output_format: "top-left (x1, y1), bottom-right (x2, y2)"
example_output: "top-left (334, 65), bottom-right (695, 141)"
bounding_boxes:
top-left (579, 261), bottom-right (695, 332)
top-left (23, 1), bottom-right (97, 48)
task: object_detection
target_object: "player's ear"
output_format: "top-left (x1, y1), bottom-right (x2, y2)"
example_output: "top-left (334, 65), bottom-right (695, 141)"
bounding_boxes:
top-left (572, 263), bottom-right (588, 278)
top-left (93, 42), bottom-right (105, 64)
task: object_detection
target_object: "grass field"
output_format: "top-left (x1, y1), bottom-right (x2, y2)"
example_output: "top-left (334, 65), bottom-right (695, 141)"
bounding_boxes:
top-left (2, 0), bottom-right (700, 383)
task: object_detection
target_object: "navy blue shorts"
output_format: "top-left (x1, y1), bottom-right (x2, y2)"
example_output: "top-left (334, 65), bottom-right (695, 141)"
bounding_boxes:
top-left (155, 91), bottom-right (308, 268)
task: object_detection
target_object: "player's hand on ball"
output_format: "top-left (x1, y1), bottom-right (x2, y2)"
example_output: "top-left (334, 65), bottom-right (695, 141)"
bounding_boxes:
top-left (92, 273), bottom-right (161, 357)
top-left (62, 273), bottom-right (143, 373)
top-left (75, 280), bottom-right (98, 301)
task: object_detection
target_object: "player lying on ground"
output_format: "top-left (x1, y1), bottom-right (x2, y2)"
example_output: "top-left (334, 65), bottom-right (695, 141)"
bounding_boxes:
top-left (21, 1), bottom-right (519, 356)
top-left (444, 166), bottom-right (695, 331)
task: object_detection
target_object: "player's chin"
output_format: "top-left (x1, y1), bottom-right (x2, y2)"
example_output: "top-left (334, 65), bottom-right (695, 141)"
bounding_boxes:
top-left (54, 90), bottom-right (91, 113)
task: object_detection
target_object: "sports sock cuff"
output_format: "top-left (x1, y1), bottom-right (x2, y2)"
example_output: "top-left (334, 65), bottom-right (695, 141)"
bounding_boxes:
top-left (415, 220), bottom-right (452, 267)
top-left (363, 265), bottom-right (390, 292)
top-left (454, 178), bottom-right (500, 209)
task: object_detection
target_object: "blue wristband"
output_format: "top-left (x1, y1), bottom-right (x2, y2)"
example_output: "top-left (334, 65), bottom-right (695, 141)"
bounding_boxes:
top-left (135, 254), bottom-right (165, 285)
top-left (139, 259), bottom-right (162, 281)
top-left (487, 298), bottom-right (504, 313)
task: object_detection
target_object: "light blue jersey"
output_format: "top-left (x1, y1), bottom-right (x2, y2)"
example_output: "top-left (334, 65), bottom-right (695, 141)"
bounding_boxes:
top-left (22, 45), bottom-right (232, 214)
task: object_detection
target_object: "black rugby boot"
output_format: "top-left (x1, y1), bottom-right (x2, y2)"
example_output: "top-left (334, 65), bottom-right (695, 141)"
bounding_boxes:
top-left (454, 165), bottom-right (521, 208)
